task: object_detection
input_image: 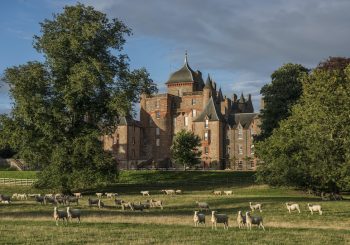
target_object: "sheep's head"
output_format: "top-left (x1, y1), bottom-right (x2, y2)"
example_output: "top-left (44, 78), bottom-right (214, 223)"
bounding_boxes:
top-left (194, 211), bottom-right (198, 215)
top-left (211, 211), bottom-right (216, 215)
top-left (246, 211), bottom-right (250, 217)
top-left (238, 211), bottom-right (242, 215)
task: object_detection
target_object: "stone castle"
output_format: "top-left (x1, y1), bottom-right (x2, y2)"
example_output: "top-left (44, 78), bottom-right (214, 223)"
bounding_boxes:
top-left (103, 54), bottom-right (260, 170)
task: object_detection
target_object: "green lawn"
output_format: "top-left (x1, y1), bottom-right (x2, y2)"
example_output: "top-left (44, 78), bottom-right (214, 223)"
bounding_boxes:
top-left (0, 170), bottom-right (38, 179)
top-left (0, 175), bottom-right (350, 244)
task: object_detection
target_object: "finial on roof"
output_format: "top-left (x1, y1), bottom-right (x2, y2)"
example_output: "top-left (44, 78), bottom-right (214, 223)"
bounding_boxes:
top-left (204, 74), bottom-right (212, 88)
top-left (184, 50), bottom-right (188, 65)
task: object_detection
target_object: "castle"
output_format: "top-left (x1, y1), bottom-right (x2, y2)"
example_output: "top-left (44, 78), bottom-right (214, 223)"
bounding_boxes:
top-left (103, 54), bottom-right (260, 170)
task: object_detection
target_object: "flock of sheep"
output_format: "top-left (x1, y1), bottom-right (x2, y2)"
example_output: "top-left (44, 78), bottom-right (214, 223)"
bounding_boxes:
top-left (0, 189), bottom-right (324, 228)
top-left (193, 199), bottom-right (323, 230)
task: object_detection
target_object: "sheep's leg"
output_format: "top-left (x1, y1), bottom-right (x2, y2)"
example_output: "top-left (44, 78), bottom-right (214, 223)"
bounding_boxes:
top-left (298, 208), bottom-right (300, 213)
top-left (260, 223), bottom-right (265, 231)
top-left (55, 218), bottom-right (58, 226)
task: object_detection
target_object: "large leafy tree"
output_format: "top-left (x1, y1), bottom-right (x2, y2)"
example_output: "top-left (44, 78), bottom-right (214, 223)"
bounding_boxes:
top-left (256, 58), bottom-right (350, 192)
top-left (0, 4), bottom-right (157, 192)
top-left (257, 63), bottom-right (309, 141)
top-left (171, 129), bottom-right (201, 170)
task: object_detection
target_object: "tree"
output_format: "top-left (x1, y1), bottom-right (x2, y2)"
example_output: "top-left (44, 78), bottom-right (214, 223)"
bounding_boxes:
top-left (0, 4), bottom-right (157, 192)
top-left (257, 63), bottom-right (309, 141)
top-left (171, 129), bottom-right (201, 170)
top-left (256, 58), bottom-right (350, 192)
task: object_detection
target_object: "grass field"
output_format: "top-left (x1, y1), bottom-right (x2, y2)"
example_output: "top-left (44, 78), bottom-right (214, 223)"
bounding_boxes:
top-left (0, 172), bottom-right (350, 244)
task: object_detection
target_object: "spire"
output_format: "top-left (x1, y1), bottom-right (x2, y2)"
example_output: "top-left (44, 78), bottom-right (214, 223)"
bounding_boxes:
top-left (218, 87), bottom-right (223, 101)
top-left (184, 50), bottom-right (188, 65)
top-left (239, 93), bottom-right (245, 103)
top-left (204, 74), bottom-right (213, 89)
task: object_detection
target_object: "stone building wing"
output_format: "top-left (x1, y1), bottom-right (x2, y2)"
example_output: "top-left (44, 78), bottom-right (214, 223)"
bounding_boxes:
top-left (193, 96), bottom-right (224, 122)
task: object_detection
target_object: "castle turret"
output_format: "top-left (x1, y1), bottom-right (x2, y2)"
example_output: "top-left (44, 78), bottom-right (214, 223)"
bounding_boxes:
top-left (203, 74), bottom-right (213, 109)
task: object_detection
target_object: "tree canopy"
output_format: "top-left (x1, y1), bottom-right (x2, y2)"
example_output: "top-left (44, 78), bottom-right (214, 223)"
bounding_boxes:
top-left (256, 58), bottom-right (350, 192)
top-left (170, 129), bottom-right (201, 170)
top-left (257, 63), bottom-right (309, 141)
top-left (0, 4), bottom-right (157, 192)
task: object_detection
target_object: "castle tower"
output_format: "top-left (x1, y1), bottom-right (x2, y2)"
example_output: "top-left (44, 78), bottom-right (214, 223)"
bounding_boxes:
top-left (203, 74), bottom-right (213, 109)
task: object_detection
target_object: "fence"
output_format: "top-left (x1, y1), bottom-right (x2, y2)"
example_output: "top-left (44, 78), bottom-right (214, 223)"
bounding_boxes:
top-left (0, 178), bottom-right (37, 186)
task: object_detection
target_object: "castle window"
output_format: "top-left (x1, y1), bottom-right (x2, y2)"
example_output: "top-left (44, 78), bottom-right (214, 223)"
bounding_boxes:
top-left (156, 127), bottom-right (160, 135)
top-left (156, 138), bottom-right (160, 146)
top-left (238, 160), bottom-right (243, 170)
top-left (149, 117), bottom-right (153, 125)
top-left (156, 111), bottom-right (160, 119)
top-left (184, 116), bottom-right (189, 126)
top-left (250, 160), bottom-right (254, 169)
top-left (173, 117), bottom-right (176, 127)
top-left (192, 109), bottom-right (197, 117)
top-left (204, 131), bottom-right (209, 141)
top-left (204, 146), bottom-right (209, 155)
top-left (192, 98), bottom-right (196, 105)
top-left (238, 125), bottom-right (243, 139)
top-left (238, 144), bottom-right (243, 155)
top-left (227, 146), bottom-right (230, 154)
top-left (205, 119), bottom-right (209, 128)
top-left (251, 145), bottom-right (255, 155)
top-left (156, 99), bottom-right (160, 108)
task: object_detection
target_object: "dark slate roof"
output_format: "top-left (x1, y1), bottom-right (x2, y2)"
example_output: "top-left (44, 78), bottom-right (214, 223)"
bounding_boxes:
top-left (118, 116), bottom-right (142, 127)
top-left (227, 113), bottom-right (258, 129)
top-left (166, 54), bottom-right (197, 84)
top-left (218, 88), bottom-right (224, 101)
top-left (204, 74), bottom-right (213, 89)
top-left (193, 96), bottom-right (224, 122)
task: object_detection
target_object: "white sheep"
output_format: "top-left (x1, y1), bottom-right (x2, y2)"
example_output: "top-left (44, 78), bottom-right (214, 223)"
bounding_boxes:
top-left (18, 194), bottom-right (28, 200)
top-left (96, 193), bottom-right (103, 198)
top-left (213, 190), bottom-right (222, 196)
top-left (11, 193), bottom-right (18, 199)
top-left (193, 211), bottom-right (205, 227)
top-left (106, 193), bottom-right (118, 198)
top-left (307, 203), bottom-right (322, 215)
top-left (211, 211), bottom-right (229, 230)
top-left (249, 202), bottom-right (262, 212)
top-left (121, 202), bottom-right (134, 211)
top-left (148, 199), bottom-right (163, 209)
top-left (224, 191), bottom-right (233, 195)
top-left (73, 193), bottom-right (82, 199)
top-left (246, 211), bottom-right (265, 231)
top-left (161, 189), bottom-right (175, 195)
top-left (237, 211), bottom-right (246, 229)
top-left (175, 190), bottom-right (182, 194)
top-left (67, 207), bottom-right (81, 223)
top-left (140, 191), bottom-right (150, 196)
top-left (53, 207), bottom-right (67, 226)
top-left (286, 203), bottom-right (301, 213)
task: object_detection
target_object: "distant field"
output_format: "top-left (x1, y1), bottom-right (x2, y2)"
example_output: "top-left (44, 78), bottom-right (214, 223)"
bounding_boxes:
top-left (0, 170), bottom-right (38, 179)
top-left (0, 179), bottom-right (350, 244)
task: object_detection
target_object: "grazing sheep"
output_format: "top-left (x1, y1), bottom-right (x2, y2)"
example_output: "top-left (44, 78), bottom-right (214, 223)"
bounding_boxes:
top-left (131, 203), bottom-right (144, 211)
top-left (114, 199), bottom-right (125, 207)
top-left (55, 194), bottom-right (63, 199)
top-left (224, 191), bottom-right (233, 196)
top-left (237, 211), bottom-right (246, 229)
top-left (67, 207), bottom-right (81, 223)
top-left (140, 191), bottom-right (150, 196)
top-left (307, 203), bottom-right (323, 215)
top-left (121, 202), bottom-right (134, 211)
top-left (55, 196), bottom-right (66, 205)
top-left (249, 202), bottom-right (262, 212)
top-left (45, 196), bottom-right (58, 205)
top-left (161, 189), bottom-right (175, 195)
top-left (28, 194), bottom-right (41, 198)
top-left (88, 198), bottom-right (100, 207)
top-left (98, 200), bottom-right (105, 209)
top-left (0, 195), bottom-right (11, 204)
top-left (106, 193), bottom-right (118, 199)
top-left (286, 203), bottom-right (301, 214)
top-left (193, 211), bottom-right (205, 227)
top-left (73, 193), bottom-right (82, 199)
top-left (45, 194), bottom-right (53, 198)
top-left (148, 199), bottom-right (163, 209)
top-left (175, 190), bottom-right (182, 194)
top-left (196, 201), bottom-right (209, 211)
top-left (17, 194), bottom-right (28, 200)
top-left (35, 195), bottom-right (45, 204)
top-left (246, 211), bottom-right (265, 231)
top-left (140, 202), bottom-right (150, 209)
top-left (11, 193), bottom-right (18, 199)
top-left (211, 211), bottom-right (229, 230)
top-left (96, 193), bottom-right (103, 198)
top-left (53, 207), bottom-right (67, 226)
top-left (213, 190), bottom-right (222, 196)
top-left (66, 196), bottom-right (79, 205)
